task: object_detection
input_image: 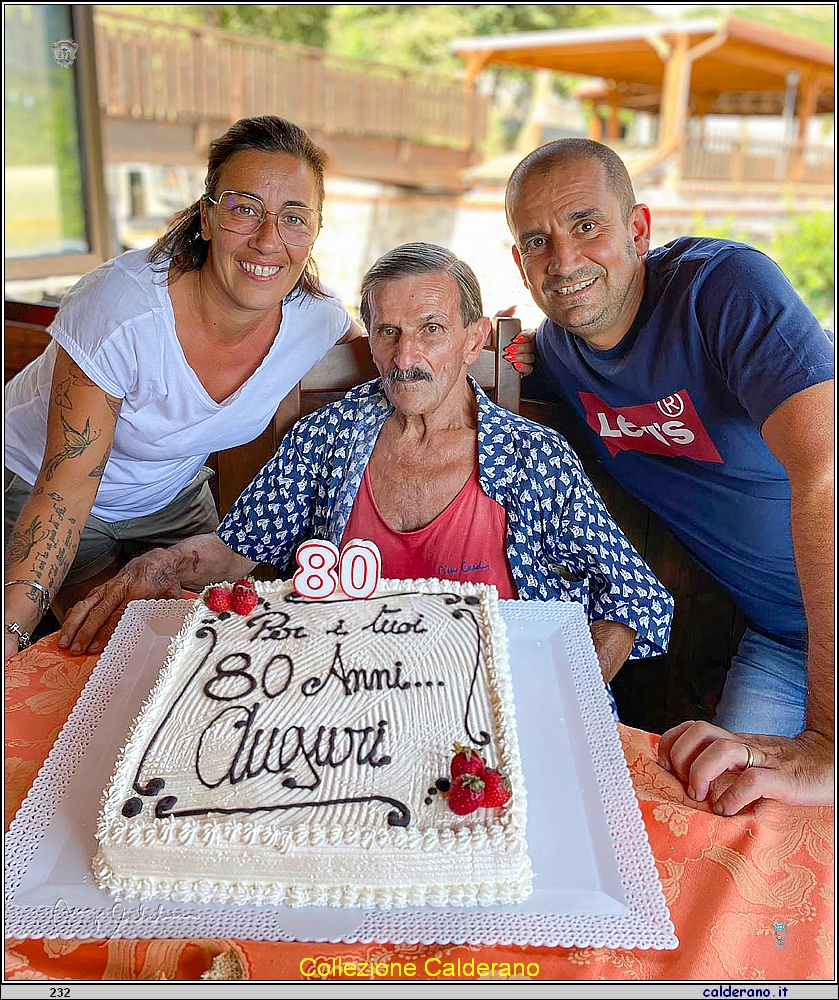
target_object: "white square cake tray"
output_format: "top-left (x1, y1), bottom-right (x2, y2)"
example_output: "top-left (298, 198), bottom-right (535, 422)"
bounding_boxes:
top-left (5, 599), bottom-right (677, 949)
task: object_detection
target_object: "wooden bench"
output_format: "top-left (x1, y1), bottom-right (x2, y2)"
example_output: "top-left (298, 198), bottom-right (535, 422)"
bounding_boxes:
top-left (4, 300), bottom-right (55, 384)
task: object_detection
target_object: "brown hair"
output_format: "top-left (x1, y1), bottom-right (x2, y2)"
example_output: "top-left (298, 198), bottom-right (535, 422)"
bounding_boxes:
top-left (506, 138), bottom-right (637, 226)
top-left (150, 116), bottom-right (327, 299)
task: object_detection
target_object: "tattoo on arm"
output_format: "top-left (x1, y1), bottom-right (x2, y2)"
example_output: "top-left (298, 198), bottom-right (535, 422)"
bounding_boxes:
top-left (68, 361), bottom-right (98, 388)
top-left (43, 414), bottom-right (102, 481)
top-left (106, 394), bottom-right (122, 420)
top-left (12, 496), bottom-right (82, 604)
top-left (88, 447), bottom-right (111, 480)
top-left (24, 584), bottom-right (48, 608)
top-left (7, 516), bottom-right (48, 564)
top-left (53, 378), bottom-right (73, 410)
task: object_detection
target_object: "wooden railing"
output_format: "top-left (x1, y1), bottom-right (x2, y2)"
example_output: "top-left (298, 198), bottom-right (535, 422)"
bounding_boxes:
top-left (93, 10), bottom-right (487, 151)
top-left (682, 122), bottom-right (834, 185)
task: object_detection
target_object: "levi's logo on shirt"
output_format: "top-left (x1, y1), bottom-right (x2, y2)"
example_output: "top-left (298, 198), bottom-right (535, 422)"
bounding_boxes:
top-left (579, 390), bottom-right (723, 464)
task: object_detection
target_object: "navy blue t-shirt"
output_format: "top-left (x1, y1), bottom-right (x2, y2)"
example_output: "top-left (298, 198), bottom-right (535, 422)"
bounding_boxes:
top-left (534, 237), bottom-right (834, 650)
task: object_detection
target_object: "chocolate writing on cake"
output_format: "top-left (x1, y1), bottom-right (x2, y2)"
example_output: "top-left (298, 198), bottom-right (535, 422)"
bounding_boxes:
top-left (124, 591), bottom-right (488, 828)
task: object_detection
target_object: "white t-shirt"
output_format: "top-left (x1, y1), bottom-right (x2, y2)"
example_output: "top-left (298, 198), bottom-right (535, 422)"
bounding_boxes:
top-left (4, 249), bottom-right (351, 521)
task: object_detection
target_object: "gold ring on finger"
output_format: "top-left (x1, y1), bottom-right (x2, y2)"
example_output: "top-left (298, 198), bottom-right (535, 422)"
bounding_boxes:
top-left (742, 742), bottom-right (756, 770)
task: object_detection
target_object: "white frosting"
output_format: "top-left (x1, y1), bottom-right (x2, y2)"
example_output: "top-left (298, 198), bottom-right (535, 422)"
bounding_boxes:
top-left (94, 578), bottom-right (533, 908)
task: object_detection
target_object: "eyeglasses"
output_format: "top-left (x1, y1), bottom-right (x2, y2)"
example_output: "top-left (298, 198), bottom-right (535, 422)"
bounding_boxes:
top-left (205, 191), bottom-right (321, 247)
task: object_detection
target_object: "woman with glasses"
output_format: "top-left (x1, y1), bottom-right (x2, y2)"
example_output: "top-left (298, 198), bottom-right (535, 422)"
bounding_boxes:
top-left (4, 116), bottom-right (363, 660)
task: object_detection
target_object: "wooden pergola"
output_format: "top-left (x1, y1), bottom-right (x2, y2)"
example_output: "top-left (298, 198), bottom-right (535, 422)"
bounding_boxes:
top-left (453, 16), bottom-right (833, 184)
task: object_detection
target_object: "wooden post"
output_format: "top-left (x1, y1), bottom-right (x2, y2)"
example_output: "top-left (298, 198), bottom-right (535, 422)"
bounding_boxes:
top-left (492, 316), bottom-right (522, 415)
top-left (791, 74), bottom-right (820, 182)
top-left (230, 43), bottom-right (244, 122)
top-left (517, 69), bottom-right (554, 153)
top-left (588, 103), bottom-right (604, 141)
top-left (457, 45), bottom-right (491, 157)
top-left (731, 138), bottom-right (745, 183)
top-left (461, 51), bottom-right (491, 82)
top-left (607, 90), bottom-right (621, 142)
top-left (659, 34), bottom-right (691, 148)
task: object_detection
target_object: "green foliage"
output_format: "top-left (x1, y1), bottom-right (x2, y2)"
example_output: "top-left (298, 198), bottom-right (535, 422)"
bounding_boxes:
top-left (769, 213), bottom-right (835, 323)
top-left (327, 4), bottom-right (654, 72)
top-left (214, 5), bottom-right (333, 48)
top-left (689, 4), bottom-right (834, 46)
top-left (690, 212), bottom-right (835, 323)
top-left (105, 4), bottom-right (834, 66)
top-left (102, 5), bottom-right (332, 47)
top-left (689, 213), bottom-right (754, 245)
top-left (4, 4), bottom-right (86, 247)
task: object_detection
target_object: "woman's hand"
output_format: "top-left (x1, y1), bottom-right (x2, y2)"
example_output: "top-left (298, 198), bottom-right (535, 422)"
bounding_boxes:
top-left (503, 329), bottom-right (536, 376)
top-left (494, 305), bottom-right (536, 377)
top-left (4, 347), bottom-right (120, 649)
top-left (658, 720), bottom-right (834, 814)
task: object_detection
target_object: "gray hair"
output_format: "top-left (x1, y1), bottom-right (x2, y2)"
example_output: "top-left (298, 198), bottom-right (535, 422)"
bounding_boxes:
top-left (360, 243), bottom-right (483, 330)
top-left (506, 138), bottom-right (637, 225)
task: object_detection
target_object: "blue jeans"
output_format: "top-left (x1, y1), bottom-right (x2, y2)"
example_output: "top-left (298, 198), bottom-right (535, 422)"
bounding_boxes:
top-left (712, 628), bottom-right (807, 737)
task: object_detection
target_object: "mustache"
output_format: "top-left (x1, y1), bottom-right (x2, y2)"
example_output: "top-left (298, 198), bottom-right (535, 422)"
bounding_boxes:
top-left (385, 366), bottom-right (434, 385)
top-left (543, 269), bottom-right (601, 291)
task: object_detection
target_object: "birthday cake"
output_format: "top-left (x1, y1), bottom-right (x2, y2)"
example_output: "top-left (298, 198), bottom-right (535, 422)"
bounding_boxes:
top-left (93, 577), bottom-right (533, 908)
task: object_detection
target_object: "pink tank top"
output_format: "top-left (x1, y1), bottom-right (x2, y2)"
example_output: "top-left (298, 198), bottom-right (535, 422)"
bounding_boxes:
top-left (342, 465), bottom-right (518, 599)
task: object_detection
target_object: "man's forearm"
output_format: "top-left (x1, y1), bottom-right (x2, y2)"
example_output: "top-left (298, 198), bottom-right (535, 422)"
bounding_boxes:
top-left (166, 533), bottom-right (256, 591)
top-left (790, 475), bottom-right (834, 742)
top-left (589, 620), bottom-right (637, 683)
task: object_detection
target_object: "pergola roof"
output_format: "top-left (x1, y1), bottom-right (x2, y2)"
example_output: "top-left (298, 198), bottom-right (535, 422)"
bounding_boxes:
top-left (453, 16), bottom-right (834, 113)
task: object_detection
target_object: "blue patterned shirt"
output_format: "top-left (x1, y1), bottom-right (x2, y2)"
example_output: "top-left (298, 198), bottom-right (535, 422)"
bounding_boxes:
top-left (218, 378), bottom-right (673, 659)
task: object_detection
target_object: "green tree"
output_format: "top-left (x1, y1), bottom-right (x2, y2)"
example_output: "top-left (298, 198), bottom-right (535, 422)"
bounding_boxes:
top-left (103, 4), bottom-right (332, 47)
top-left (690, 212), bottom-right (835, 324)
top-left (214, 5), bottom-right (333, 48)
top-left (770, 212), bottom-right (835, 324)
top-left (690, 4), bottom-right (834, 46)
top-left (327, 4), bottom-right (653, 72)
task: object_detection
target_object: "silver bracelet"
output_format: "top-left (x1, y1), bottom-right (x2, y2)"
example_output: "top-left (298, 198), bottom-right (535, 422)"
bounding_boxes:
top-left (5, 621), bottom-right (32, 650)
top-left (5, 579), bottom-right (51, 615)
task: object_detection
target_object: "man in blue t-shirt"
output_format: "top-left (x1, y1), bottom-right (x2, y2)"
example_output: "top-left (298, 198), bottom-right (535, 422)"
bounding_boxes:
top-left (504, 138), bottom-right (833, 816)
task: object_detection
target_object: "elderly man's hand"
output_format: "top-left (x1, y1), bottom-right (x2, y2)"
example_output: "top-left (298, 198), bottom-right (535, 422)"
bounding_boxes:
top-left (658, 721), bottom-right (834, 814)
top-left (59, 549), bottom-right (183, 656)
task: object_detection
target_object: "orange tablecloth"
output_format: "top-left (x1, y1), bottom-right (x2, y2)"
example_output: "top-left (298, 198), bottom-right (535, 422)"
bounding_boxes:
top-left (5, 635), bottom-right (834, 982)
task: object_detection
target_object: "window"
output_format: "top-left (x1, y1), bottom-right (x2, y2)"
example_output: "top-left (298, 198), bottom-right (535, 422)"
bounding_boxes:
top-left (4, 5), bottom-right (110, 284)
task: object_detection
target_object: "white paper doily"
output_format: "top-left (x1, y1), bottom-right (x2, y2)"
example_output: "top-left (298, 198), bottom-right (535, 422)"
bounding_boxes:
top-left (6, 598), bottom-right (677, 949)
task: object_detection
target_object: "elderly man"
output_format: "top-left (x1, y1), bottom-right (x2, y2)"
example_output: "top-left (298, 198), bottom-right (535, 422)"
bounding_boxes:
top-left (504, 138), bottom-right (834, 813)
top-left (61, 243), bottom-right (672, 687)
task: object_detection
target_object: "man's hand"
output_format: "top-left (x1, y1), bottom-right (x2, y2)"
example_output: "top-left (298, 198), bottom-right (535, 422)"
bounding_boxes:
top-left (5, 631), bottom-right (22, 664)
top-left (658, 720), bottom-right (834, 814)
top-left (59, 533), bottom-right (254, 655)
top-left (59, 548), bottom-right (182, 655)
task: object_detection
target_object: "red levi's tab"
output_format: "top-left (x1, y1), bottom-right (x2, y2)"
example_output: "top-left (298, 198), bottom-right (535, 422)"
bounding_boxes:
top-left (579, 389), bottom-right (724, 464)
